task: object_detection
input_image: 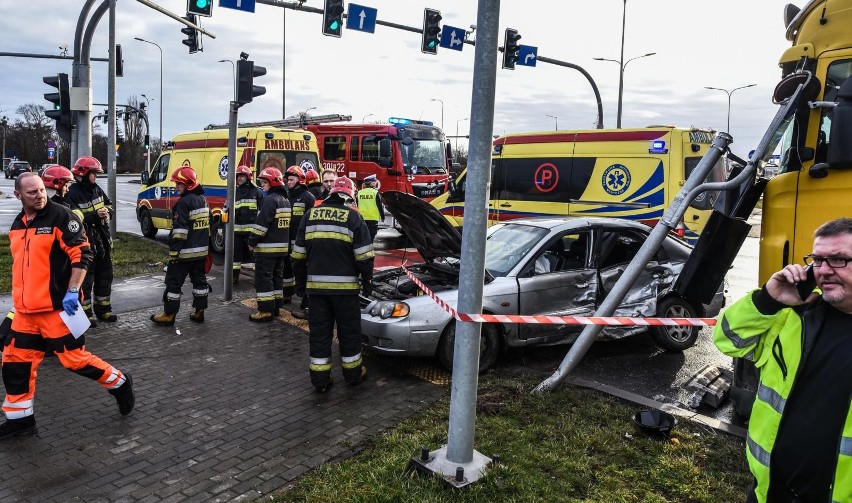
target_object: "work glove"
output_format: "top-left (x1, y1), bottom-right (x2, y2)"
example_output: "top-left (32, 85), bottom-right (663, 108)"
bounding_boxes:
top-left (62, 291), bottom-right (80, 315)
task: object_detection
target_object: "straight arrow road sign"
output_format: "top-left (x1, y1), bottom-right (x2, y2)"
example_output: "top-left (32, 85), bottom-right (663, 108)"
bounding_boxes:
top-left (346, 4), bottom-right (378, 33)
top-left (219, 0), bottom-right (256, 13)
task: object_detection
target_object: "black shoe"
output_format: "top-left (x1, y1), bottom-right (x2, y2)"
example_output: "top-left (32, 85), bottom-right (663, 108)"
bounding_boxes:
top-left (290, 308), bottom-right (308, 319)
top-left (109, 373), bottom-right (135, 416)
top-left (272, 308), bottom-right (281, 317)
top-left (96, 312), bottom-right (118, 322)
top-left (0, 415), bottom-right (37, 439)
top-left (350, 366), bottom-right (368, 386)
top-left (315, 379), bottom-right (333, 394)
top-left (88, 316), bottom-right (98, 328)
top-left (189, 309), bottom-right (204, 323)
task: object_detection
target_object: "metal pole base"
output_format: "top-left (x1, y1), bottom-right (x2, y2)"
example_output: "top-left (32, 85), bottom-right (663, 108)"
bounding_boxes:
top-left (407, 445), bottom-right (491, 488)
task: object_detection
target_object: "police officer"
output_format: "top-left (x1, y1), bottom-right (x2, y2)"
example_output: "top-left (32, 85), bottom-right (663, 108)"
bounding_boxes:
top-left (230, 165), bottom-right (264, 283)
top-left (150, 166), bottom-right (211, 326)
top-left (66, 156), bottom-right (117, 326)
top-left (248, 167), bottom-right (291, 322)
top-left (41, 165), bottom-right (74, 207)
top-left (284, 166), bottom-right (316, 318)
top-left (357, 174), bottom-right (385, 242)
top-left (305, 168), bottom-right (324, 200)
top-left (292, 177), bottom-right (374, 392)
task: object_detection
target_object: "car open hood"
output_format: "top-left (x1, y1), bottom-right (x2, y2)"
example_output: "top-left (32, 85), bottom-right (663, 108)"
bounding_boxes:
top-left (382, 191), bottom-right (462, 261)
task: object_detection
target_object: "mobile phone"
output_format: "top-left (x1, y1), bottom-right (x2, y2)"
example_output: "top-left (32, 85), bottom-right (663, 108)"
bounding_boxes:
top-left (796, 263), bottom-right (817, 301)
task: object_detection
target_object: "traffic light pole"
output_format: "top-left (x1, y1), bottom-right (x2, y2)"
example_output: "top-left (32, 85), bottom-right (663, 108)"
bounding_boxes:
top-left (223, 100), bottom-right (239, 301)
top-left (107, 0), bottom-right (117, 238)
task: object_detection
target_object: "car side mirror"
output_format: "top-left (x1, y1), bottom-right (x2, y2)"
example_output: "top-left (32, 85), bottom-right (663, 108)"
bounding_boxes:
top-left (141, 171), bottom-right (149, 184)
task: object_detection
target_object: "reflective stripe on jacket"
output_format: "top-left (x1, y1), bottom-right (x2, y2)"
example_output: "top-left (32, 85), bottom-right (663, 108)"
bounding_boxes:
top-left (292, 202), bottom-right (374, 295)
top-left (288, 184), bottom-right (316, 240)
top-left (357, 187), bottom-right (381, 222)
top-left (713, 291), bottom-right (852, 502)
top-left (234, 182), bottom-right (264, 233)
top-left (170, 190), bottom-right (210, 261)
top-left (248, 187), bottom-right (291, 256)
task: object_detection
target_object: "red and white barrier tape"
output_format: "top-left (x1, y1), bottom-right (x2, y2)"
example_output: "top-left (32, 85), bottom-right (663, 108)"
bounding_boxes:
top-left (400, 266), bottom-right (717, 327)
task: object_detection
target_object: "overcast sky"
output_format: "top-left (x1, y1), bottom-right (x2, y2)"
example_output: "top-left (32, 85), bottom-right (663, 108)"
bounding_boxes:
top-left (1, 0), bottom-right (796, 157)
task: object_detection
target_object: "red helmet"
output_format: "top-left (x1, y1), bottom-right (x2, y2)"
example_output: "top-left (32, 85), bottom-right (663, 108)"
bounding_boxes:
top-left (304, 168), bottom-right (320, 184)
top-left (42, 165), bottom-right (74, 190)
top-left (170, 166), bottom-right (199, 191)
top-left (72, 156), bottom-right (103, 176)
top-left (258, 167), bottom-right (284, 187)
top-left (285, 165), bottom-right (306, 183)
top-left (329, 176), bottom-right (356, 200)
top-left (236, 165), bottom-right (252, 176)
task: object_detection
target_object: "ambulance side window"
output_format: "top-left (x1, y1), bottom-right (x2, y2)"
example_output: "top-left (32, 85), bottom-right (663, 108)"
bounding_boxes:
top-left (322, 136), bottom-right (346, 161)
top-left (152, 154), bottom-right (170, 184)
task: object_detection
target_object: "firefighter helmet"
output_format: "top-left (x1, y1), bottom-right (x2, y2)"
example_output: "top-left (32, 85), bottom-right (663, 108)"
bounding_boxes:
top-left (236, 165), bottom-right (252, 176)
top-left (304, 168), bottom-right (320, 184)
top-left (329, 176), bottom-right (356, 200)
top-left (42, 165), bottom-right (74, 190)
top-left (170, 166), bottom-right (199, 191)
top-left (71, 156), bottom-right (103, 176)
top-left (258, 167), bottom-right (285, 187)
top-left (285, 165), bottom-right (306, 183)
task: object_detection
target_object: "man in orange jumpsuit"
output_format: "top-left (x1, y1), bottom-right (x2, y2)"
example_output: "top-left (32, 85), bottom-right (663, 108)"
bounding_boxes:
top-left (0, 173), bottom-right (135, 438)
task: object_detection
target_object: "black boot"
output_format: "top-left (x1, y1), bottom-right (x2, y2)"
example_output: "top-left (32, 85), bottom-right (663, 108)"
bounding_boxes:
top-left (0, 415), bottom-right (37, 439)
top-left (189, 309), bottom-right (204, 323)
top-left (109, 373), bottom-right (135, 416)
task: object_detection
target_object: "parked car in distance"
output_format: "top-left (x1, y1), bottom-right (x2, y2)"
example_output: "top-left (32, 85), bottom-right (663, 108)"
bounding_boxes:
top-left (38, 163), bottom-right (61, 177)
top-left (361, 191), bottom-right (725, 372)
top-left (5, 161), bottom-right (33, 179)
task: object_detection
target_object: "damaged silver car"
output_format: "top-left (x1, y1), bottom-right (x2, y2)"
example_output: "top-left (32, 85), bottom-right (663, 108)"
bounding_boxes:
top-left (361, 192), bottom-right (725, 372)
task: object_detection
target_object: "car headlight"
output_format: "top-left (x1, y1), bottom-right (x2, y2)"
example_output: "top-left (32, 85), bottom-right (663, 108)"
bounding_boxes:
top-left (369, 301), bottom-right (410, 319)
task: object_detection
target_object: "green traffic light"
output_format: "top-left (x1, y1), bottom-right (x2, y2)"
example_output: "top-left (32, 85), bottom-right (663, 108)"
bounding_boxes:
top-left (330, 20), bottom-right (339, 30)
top-left (196, 0), bottom-right (208, 7)
top-left (428, 41), bottom-right (437, 48)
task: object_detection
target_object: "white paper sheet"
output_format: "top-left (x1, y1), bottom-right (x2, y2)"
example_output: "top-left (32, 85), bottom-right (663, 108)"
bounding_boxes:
top-left (59, 304), bottom-right (91, 338)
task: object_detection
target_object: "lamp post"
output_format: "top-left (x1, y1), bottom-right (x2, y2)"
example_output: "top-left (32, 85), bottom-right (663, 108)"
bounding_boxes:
top-left (299, 107), bottom-right (316, 128)
top-left (362, 113), bottom-right (373, 123)
top-left (218, 59), bottom-right (236, 101)
top-left (593, 51), bottom-right (655, 128)
top-left (545, 114), bottom-right (559, 131)
top-left (1, 116), bottom-right (8, 165)
top-left (134, 37), bottom-right (163, 145)
top-left (455, 117), bottom-right (468, 161)
top-left (704, 84), bottom-right (757, 134)
top-left (430, 98), bottom-right (444, 130)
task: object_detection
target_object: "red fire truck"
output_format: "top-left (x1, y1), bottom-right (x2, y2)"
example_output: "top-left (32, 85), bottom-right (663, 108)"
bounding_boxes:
top-left (306, 118), bottom-right (451, 200)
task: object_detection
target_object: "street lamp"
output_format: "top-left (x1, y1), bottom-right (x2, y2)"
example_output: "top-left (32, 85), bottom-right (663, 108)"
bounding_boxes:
top-left (1, 116), bottom-right (8, 166)
top-left (430, 98), bottom-right (444, 130)
top-left (134, 37), bottom-right (163, 145)
top-left (362, 113), bottom-right (374, 123)
top-left (545, 114), bottom-right (559, 131)
top-left (218, 59), bottom-right (236, 101)
top-left (704, 84), bottom-right (757, 134)
top-left (593, 51), bottom-right (655, 128)
top-left (455, 117), bottom-right (468, 161)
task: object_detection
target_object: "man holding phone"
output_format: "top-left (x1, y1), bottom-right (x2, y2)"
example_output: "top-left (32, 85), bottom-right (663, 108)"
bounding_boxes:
top-left (714, 217), bottom-right (852, 503)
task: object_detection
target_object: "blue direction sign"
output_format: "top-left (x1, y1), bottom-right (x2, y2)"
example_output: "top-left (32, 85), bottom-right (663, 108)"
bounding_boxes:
top-left (346, 4), bottom-right (378, 33)
top-left (517, 45), bottom-right (538, 67)
top-left (219, 0), bottom-right (255, 13)
top-left (439, 25), bottom-right (465, 51)
top-left (48, 148), bottom-right (55, 159)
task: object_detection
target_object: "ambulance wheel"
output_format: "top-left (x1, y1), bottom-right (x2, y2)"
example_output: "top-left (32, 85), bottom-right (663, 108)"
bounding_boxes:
top-left (211, 220), bottom-right (225, 254)
top-left (140, 210), bottom-right (157, 238)
top-left (651, 296), bottom-right (699, 352)
top-left (438, 321), bottom-right (501, 373)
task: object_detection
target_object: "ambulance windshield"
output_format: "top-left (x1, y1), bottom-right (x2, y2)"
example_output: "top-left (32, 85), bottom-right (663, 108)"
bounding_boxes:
top-left (257, 151), bottom-right (321, 175)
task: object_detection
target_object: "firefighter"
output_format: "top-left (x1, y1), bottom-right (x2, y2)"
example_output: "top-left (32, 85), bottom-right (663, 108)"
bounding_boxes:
top-left (150, 166), bottom-right (211, 326)
top-left (247, 167), bottom-right (291, 322)
top-left (284, 166), bottom-right (316, 318)
top-left (305, 168), bottom-right (324, 200)
top-left (357, 174), bottom-right (385, 242)
top-left (292, 177), bottom-right (374, 392)
top-left (66, 156), bottom-right (117, 326)
top-left (1, 173), bottom-right (134, 438)
top-left (230, 165), bottom-right (264, 283)
top-left (41, 165), bottom-right (74, 207)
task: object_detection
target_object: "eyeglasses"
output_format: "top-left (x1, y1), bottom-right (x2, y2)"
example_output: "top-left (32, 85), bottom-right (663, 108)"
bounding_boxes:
top-left (803, 255), bottom-right (852, 268)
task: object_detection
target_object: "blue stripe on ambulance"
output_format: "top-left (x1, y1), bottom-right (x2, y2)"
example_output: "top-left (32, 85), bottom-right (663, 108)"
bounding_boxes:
top-left (621, 162), bottom-right (664, 202)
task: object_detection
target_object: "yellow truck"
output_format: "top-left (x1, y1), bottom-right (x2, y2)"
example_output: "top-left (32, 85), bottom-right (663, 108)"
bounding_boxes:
top-left (431, 126), bottom-right (724, 244)
top-left (136, 127), bottom-right (321, 252)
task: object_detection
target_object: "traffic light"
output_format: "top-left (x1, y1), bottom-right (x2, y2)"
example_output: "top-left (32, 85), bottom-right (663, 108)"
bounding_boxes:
top-left (421, 8), bottom-right (441, 55)
top-left (322, 0), bottom-right (344, 37)
top-left (187, 0), bottom-right (212, 17)
top-left (236, 59), bottom-right (267, 105)
top-left (115, 44), bottom-right (124, 77)
top-left (181, 15), bottom-right (202, 54)
top-left (144, 134), bottom-right (150, 150)
top-left (502, 28), bottom-right (521, 70)
top-left (43, 73), bottom-right (72, 142)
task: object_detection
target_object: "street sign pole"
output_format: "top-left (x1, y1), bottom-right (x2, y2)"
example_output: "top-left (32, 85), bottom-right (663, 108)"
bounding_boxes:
top-left (223, 100), bottom-right (239, 300)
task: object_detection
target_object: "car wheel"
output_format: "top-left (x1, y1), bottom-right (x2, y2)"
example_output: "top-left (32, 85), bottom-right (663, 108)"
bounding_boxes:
top-left (210, 219), bottom-right (225, 254)
top-left (651, 296), bottom-right (699, 351)
top-left (437, 320), bottom-right (501, 373)
top-left (139, 209), bottom-right (158, 238)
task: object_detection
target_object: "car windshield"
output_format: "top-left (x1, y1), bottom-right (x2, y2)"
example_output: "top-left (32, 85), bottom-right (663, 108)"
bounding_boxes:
top-left (485, 223), bottom-right (549, 276)
top-left (400, 139), bottom-right (446, 174)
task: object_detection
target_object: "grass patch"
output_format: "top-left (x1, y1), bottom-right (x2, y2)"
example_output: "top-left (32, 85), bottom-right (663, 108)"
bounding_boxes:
top-left (0, 232), bottom-right (167, 293)
top-left (276, 371), bottom-right (750, 503)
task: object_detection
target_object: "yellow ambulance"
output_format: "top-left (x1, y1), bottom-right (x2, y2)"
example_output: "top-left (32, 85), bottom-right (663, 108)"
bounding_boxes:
top-left (136, 127), bottom-right (321, 252)
top-left (432, 126), bottom-right (725, 244)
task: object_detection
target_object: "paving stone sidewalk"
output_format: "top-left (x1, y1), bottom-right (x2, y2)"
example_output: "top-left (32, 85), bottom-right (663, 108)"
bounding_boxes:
top-left (0, 294), bottom-right (445, 502)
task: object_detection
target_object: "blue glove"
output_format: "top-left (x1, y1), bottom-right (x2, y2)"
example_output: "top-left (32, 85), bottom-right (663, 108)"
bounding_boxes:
top-left (62, 291), bottom-right (79, 315)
